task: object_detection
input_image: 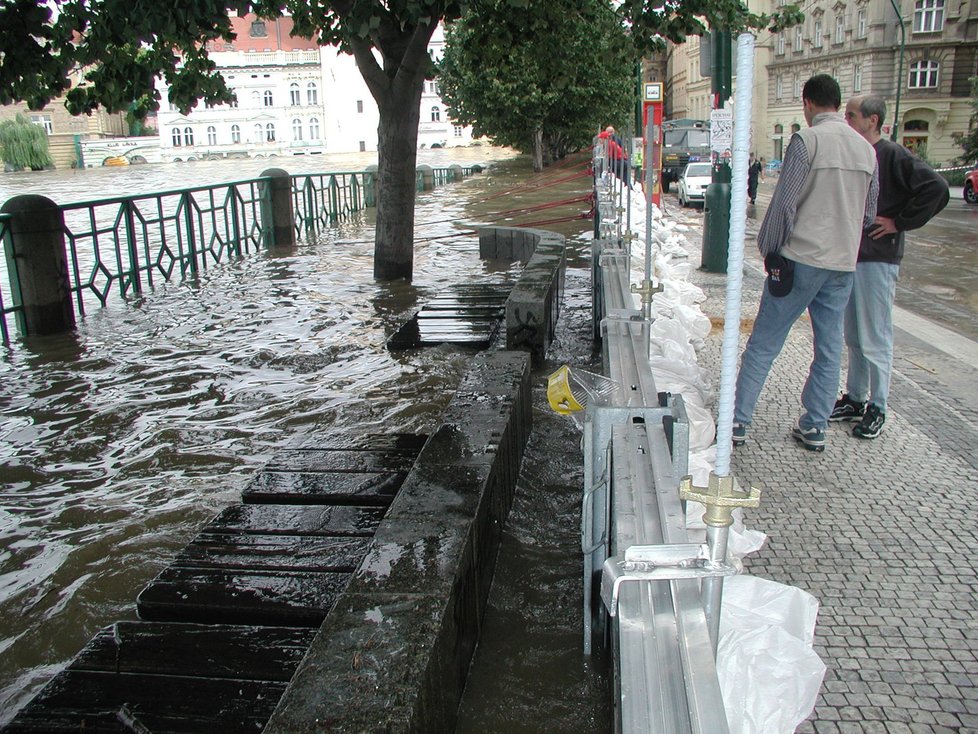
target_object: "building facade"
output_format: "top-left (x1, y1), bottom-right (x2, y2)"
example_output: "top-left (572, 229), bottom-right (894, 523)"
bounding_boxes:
top-left (662, 0), bottom-right (977, 167)
top-left (155, 15), bottom-right (476, 163)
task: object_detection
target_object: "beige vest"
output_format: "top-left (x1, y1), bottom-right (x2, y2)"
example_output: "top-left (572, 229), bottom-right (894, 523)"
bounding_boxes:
top-left (781, 114), bottom-right (877, 272)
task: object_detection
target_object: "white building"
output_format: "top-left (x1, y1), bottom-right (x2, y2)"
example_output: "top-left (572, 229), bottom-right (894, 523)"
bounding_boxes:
top-left (155, 15), bottom-right (477, 163)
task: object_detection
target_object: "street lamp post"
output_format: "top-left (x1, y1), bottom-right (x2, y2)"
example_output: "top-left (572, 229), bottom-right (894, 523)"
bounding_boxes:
top-left (890, 0), bottom-right (905, 142)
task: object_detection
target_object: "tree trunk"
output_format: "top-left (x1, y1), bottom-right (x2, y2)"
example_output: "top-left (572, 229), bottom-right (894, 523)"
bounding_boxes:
top-left (532, 128), bottom-right (544, 172)
top-left (374, 82), bottom-right (423, 280)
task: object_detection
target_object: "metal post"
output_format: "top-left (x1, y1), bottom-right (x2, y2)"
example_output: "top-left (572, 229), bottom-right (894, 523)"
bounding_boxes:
top-left (0, 194), bottom-right (75, 336)
top-left (701, 29), bottom-right (733, 273)
top-left (259, 167), bottom-right (296, 248)
top-left (889, 0), bottom-right (906, 142)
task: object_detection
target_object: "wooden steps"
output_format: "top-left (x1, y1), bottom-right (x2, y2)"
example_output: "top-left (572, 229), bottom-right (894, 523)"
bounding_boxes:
top-left (386, 284), bottom-right (510, 349)
top-left (3, 434), bottom-right (426, 734)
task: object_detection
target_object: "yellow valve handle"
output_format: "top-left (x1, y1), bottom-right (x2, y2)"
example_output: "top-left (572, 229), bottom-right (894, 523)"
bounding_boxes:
top-left (547, 365), bottom-right (585, 415)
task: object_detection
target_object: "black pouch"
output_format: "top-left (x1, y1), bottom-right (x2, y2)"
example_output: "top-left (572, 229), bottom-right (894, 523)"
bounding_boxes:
top-left (764, 253), bottom-right (794, 297)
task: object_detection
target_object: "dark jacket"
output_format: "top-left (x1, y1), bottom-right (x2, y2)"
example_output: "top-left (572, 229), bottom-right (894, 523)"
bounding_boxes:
top-left (858, 139), bottom-right (949, 264)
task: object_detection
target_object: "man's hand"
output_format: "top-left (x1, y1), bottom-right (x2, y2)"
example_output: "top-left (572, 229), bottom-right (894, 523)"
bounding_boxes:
top-left (869, 216), bottom-right (898, 240)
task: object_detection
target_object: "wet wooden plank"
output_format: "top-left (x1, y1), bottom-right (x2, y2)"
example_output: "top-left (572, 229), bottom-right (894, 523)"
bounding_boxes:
top-left (241, 470), bottom-right (406, 505)
top-left (136, 567), bottom-right (349, 626)
top-left (287, 432), bottom-right (428, 453)
top-left (262, 449), bottom-right (417, 473)
top-left (68, 622), bottom-right (315, 681)
top-left (6, 670), bottom-right (285, 734)
top-left (204, 504), bottom-right (386, 536)
top-left (175, 532), bottom-right (371, 572)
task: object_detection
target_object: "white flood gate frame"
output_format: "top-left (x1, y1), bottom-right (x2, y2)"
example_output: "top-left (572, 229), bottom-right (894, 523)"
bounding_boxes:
top-left (584, 34), bottom-right (759, 733)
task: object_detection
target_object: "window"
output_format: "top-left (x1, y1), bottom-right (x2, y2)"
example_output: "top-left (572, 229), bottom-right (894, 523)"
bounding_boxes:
top-left (356, 100), bottom-right (364, 113)
top-left (231, 124), bottom-right (241, 144)
top-left (431, 106), bottom-right (441, 122)
top-left (793, 75), bottom-right (801, 98)
top-left (250, 20), bottom-right (267, 37)
top-left (913, 0), bottom-right (944, 32)
top-left (263, 90), bottom-right (273, 107)
top-left (207, 126), bottom-right (216, 145)
top-left (835, 14), bottom-right (845, 43)
top-left (290, 83), bottom-right (301, 106)
top-left (454, 126), bottom-right (463, 137)
top-left (183, 127), bottom-right (194, 146)
top-left (265, 123), bottom-right (276, 142)
top-left (251, 91), bottom-right (260, 107)
top-left (853, 63), bottom-right (863, 91)
top-left (30, 114), bottom-right (53, 134)
top-left (776, 32), bottom-right (786, 55)
top-left (171, 128), bottom-right (182, 147)
top-left (307, 82), bottom-right (318, 106)
top-left (776, 74), bottom-right (784, 100)
top-left (857, 9), bottom-right (867, 37)
top-left (794, 26), bottom-right (804, 51)
top-left (813, 18), bottom-right (823, 48)
top-left (254, 123), bottom-right (263, 142)
top-left (359, 140), bottom-right (366, 152)
top-left (292, 118), bottom-right (303, 141)
top-left (229, 95), bottom-right (238, 108)
top-left (309, 117), bottom-right (320, 140)
top-left (908, 59), bottom-right (939, 87)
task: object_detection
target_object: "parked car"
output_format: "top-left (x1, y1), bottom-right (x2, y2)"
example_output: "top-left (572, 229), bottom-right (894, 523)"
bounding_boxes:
top-left (677, 162), bottom-right (712, 207)
top-left (964, 167), bottom-right (978, 204)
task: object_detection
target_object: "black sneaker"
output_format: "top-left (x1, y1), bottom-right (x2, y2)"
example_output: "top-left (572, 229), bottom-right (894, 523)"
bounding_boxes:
top-left (853, 404), bottom-right (885, 439)
top-left (732, 423), bottom-right (748, 447)
top-left (829, 394), bottom-right (866, 422)
top-left (791, 424), bottom-right (826, 452)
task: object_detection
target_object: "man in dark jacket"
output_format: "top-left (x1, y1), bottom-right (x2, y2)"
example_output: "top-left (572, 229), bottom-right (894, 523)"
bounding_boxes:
top-left (832, 94), bottom-right (950, 438)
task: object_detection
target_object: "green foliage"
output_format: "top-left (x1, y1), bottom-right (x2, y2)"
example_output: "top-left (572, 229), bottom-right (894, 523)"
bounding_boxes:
top-left (0, 113), bottom-right (54, 170)
top-left (439, 0), bottom-right (635, 160)
top-left (954, 76), bottom-right (978, 166)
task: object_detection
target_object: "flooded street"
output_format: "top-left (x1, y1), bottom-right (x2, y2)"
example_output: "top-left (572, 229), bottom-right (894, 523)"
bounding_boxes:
top-left (0, 147), bottom-right (602, 725)
top-left (1, 151), bottom-right (975, 730)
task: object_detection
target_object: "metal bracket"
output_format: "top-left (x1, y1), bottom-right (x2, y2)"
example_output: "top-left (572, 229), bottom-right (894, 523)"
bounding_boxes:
top-left (600, 543), bottom-right (739, 617)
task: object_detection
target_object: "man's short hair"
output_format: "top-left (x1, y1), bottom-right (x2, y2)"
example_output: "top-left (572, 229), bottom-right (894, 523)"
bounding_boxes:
top-left (802, 74), bottom-right (842, 109)
top-left (857, 95), bottom-right (887, 132)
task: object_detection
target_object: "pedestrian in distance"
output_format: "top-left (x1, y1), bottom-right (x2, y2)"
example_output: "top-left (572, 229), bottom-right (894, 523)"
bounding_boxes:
top-left (830, 94), bottom-right (950, 438)
top-left (747, 152), bottom-right (762, 205)
top-left (598, 125), bottom-right (630, 187)
top-left (731, 74), bottom-right (879, 452)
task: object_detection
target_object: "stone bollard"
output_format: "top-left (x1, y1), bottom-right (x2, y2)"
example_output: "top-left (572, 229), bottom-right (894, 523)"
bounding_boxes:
top-left (364, 164), bottom-right (378, 208)
top-left (1, 195), bottom-right (75, 336)
top-left (259, 168), bottom-right (296, 248)
top-left (416, 164), bottom-right (434, 191)
top-left (449, 164), bottom-right (463, 182)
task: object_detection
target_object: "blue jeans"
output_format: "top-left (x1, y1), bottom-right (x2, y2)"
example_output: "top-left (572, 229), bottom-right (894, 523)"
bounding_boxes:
top-left (844, 261), bottom-right (899, 412)
top-left (734, 260), bottom-right (854, 430)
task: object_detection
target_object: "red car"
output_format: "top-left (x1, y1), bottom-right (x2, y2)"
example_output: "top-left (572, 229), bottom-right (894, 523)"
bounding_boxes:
top-left (966, 167), bottom-right (978, 204)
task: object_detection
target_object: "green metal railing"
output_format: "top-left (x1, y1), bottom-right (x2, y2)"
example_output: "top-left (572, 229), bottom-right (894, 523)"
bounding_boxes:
top-left (0, 165), bottom-right (478, 343)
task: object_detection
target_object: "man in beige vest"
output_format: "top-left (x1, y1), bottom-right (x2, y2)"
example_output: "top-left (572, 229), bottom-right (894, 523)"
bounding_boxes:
top-left (732, 74), bottom-right (879, 452)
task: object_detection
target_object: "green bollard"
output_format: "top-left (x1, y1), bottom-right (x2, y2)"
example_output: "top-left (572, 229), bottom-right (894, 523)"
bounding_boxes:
top-left (701, 182), bottom-right (731, 273)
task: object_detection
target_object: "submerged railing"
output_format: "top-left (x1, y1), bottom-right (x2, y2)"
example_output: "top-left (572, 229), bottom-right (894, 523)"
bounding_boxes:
top-left (0, 165), bottom-right (477, 343)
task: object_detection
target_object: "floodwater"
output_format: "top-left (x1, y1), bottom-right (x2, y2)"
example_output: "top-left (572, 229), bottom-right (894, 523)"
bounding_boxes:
top-left (0, 147), bottom-right (605, 727)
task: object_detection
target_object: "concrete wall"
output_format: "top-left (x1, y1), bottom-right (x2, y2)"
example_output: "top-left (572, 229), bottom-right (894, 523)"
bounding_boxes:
top-left (265, 350), bottom-right (532, 733)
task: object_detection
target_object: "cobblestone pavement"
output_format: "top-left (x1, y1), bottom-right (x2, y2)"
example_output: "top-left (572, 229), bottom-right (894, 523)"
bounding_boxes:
top-left (669, 205), bottom-right (978, 734)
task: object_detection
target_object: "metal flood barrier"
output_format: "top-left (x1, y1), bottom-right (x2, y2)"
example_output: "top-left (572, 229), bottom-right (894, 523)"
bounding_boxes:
top-left (586, 164), bottom-right (731, 733)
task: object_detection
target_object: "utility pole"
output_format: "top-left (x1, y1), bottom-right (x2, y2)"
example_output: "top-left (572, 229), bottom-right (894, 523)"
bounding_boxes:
top-left (700, 29), bottom-right (733, 273)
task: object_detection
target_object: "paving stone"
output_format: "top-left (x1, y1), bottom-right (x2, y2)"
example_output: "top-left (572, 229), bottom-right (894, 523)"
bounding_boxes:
top-left (674, 213), bottom-right (978, 734)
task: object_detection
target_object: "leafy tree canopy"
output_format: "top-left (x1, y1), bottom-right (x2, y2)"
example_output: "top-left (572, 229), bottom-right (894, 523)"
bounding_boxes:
top-left (0, 0), bottom-right (801, 120)
top-left (439, 0), bottom-right (636, 165)
top-left (0, 113), bottom-right (54, 171)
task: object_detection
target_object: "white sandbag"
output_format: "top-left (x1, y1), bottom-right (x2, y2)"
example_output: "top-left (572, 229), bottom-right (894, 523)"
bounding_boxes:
top-left (717, 576), bottom-right (826, 734)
